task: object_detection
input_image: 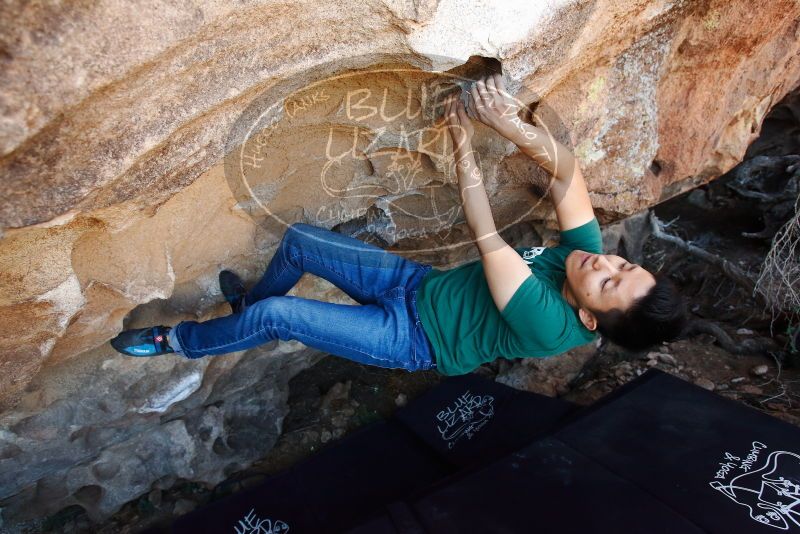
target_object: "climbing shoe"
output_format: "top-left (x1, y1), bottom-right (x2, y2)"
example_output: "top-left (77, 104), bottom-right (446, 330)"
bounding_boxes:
top-left (219, 269), bottom-right (246, 314)
top-left (110, 325), bottom-right (174, 357)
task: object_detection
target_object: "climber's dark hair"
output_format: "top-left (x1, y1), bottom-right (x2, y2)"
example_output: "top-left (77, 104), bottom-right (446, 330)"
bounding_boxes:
top-left (591, 271), bottom-right (689, 352)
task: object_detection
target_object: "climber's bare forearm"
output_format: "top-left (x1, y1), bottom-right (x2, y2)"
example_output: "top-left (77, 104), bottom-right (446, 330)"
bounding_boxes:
top-left (465, 73), bottom-right (593, 231)
top-left (497, 121), bottom-right (578, 185)
top-left (497, 120), bottom-right (595, 232)
top-left (454, 145), bottom-right (505, 256)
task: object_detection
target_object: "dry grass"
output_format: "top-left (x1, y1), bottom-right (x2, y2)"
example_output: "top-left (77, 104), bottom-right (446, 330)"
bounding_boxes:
top-left (754, 190), bottom-right (800, 343)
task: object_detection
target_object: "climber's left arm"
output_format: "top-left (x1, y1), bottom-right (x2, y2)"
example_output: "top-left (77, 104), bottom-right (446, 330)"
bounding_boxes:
top-left (442, 90), bottom-right (533, 314)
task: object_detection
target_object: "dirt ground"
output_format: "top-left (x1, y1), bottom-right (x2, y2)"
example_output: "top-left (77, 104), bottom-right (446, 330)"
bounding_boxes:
top-left (37, 166), bottom-right (799, 534)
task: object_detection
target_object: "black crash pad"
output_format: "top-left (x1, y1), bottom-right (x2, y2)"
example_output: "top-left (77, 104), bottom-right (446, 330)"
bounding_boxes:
top-left (352, 370), bottom-right (800, 533)
top-left (170, 373), bottom-right (577, 533)
top-left (554, 369), bottom-right (800, 533)
top-left (350, 435), bottom-right (706, 534)
top-left (391, 372), bottom-right (578, 467)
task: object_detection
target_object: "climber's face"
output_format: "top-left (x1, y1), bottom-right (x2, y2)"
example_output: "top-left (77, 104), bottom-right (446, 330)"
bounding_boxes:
top-left (564, 250), bottom-right (656, 329)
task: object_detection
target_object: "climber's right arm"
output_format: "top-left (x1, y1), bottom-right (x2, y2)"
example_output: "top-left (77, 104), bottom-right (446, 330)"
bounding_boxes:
top-left (501, 122), bottom-right (595, 232)
top-left (467, 74), bottom-right (595, 232)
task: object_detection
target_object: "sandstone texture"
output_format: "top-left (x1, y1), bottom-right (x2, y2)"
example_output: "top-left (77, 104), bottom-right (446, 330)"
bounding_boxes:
top-left (1, 0), bottom-right (799, 527)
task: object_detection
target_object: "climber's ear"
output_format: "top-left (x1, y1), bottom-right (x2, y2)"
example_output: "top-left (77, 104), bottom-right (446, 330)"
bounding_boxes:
top-left (578, 307), bottom-right (598, 331)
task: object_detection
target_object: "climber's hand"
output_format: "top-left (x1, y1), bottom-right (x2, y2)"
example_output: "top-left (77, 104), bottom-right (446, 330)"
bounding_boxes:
top-left (466, 73), bottom-right (522, 137)
top-left (443, 89), bottom-right (474, 156)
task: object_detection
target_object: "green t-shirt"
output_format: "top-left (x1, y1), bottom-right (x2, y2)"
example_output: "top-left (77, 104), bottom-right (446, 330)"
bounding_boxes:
top-left (415, 217), bottom-right (603, 376)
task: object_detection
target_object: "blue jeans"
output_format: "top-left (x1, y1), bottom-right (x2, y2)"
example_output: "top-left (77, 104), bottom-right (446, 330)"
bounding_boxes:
top-left (169, 223), bottom-right (437, 372)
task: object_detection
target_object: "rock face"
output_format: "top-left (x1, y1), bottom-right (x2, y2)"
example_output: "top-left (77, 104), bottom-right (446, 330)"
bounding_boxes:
top-left (1, 0), bottom-right (799, 527)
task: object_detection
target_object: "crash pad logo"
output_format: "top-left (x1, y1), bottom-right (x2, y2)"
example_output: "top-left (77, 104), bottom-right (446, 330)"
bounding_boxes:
top-left (234, 508), bottom-right (289, 534)
top-left (709, 441), bottom-right (800, 530)
top-left (435, 390), bottom-right (495, 449)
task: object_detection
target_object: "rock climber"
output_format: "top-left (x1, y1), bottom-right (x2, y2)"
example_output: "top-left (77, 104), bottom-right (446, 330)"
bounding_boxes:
top-left (111, 73), bottom-right (688, 376)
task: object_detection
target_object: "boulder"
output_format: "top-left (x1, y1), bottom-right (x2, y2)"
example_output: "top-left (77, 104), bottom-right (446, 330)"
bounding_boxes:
top-left (1, 0), bottom-right (799, 526)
